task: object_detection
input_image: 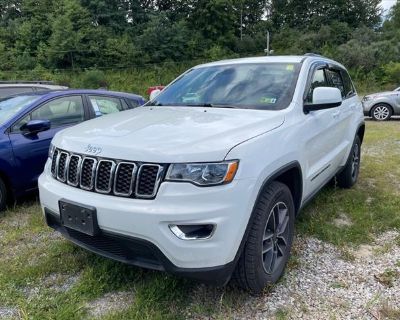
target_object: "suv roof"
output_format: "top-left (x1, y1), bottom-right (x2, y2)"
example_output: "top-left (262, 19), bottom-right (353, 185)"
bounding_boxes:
top-left (195, 54), bottom-right (344, 69)
top-left (0, 81), bottom-right (55, 84)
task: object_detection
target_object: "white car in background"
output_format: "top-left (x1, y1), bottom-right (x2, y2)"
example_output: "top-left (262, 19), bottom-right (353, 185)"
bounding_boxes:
top-left (0, 81), bottom-right (68, 99)
top-left (362, 86), bottom-right (400, 120)
top-left (39, 55), bottom-right (365, 293)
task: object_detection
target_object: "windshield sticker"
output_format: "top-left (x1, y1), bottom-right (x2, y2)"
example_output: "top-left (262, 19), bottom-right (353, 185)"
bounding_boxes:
top-left (286, 64), bottom-right (294, 71)
top-left (260, 97), bottom-right (277, 104)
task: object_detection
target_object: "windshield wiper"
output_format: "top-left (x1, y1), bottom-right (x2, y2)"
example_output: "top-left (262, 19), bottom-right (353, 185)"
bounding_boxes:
top-left (147, 101), bottom-right (163, 106)
top-left (186, 103), bottom-right (237, 109)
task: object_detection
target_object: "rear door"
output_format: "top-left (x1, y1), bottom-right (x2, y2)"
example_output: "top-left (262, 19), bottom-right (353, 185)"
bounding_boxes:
top-left (8, 95), bottom-right (88, 190)
top-left (326, 68), bottom-right (356, 165)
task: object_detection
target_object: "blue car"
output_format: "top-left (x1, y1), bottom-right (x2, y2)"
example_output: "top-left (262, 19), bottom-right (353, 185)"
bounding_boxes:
top-left (0, 89), bottom-right (145, 210)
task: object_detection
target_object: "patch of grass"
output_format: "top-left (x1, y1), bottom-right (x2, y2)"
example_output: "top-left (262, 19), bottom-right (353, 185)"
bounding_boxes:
top-left (379, 302), bottom-right (400, 320)
top-left (374, 269), bottom-right (400, 287)
top-left (275, 307), bottom-right (291, 320)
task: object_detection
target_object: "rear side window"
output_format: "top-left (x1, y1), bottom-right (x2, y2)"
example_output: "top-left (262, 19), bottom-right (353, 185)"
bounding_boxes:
top-left (0, 87), bottom-right (34, 99)
top-left (340, 71), bottom-right (355, 98)
top-left (326, 69), bottom-right (345, 98)
top-left (89, 95), bottom-right (124, 116)
top-left (126, 98), bottom-right (139, 109)
top-left (306, 68), bottom-right (328, 103)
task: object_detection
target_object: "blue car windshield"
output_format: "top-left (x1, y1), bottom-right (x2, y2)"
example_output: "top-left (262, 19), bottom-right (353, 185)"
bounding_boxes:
top-left (148, 63), bottom-right (301, 110)
top-left (0, 95), bottom-right (41, 125)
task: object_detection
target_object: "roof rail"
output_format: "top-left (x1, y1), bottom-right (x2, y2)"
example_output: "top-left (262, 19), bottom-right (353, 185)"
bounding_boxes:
top-left (0, 80), bottom-right (55, 85)
top-left (303, 53), bottom-right (326, 58)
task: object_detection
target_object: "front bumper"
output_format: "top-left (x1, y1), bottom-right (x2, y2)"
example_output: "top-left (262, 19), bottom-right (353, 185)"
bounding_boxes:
top-left (39, 160), bottom-right (257, 280)
top-left (362, 101), bottom-right (373, 116)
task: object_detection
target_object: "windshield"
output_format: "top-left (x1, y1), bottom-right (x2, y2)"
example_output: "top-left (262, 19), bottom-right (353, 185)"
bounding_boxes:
top-left (149, 63), bottom-right (301, 110)
top-left (0, 95), bottom-right (41, 125)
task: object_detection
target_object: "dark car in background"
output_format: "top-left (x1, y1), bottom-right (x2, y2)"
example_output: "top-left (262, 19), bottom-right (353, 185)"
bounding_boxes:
top-left (0, 89), bottom-right (145, 210)
top-left (0, 81), bottom-right (68, 99)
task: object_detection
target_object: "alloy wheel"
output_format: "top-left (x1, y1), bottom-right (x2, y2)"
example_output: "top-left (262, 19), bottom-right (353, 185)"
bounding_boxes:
top-left (262, 201), bottom-right (290, 274)
top-left (373, 105), bottom-right (390, 120)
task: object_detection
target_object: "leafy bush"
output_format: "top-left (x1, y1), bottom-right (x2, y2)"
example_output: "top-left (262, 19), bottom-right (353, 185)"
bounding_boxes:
top-left (383, 62), bottom-right (400, 84)
top-left (79, 69), bottom-right (108, 89)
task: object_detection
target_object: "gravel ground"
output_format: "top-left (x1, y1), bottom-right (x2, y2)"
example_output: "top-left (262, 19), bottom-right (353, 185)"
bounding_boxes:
top-left (186, 231), bottom-right (400, 320)
top-left (0, 307), bottom-right (20, 320)
top-left (234, 231), bottom-right (400, 319)
top-left (85, 291), bottom-right (135, 319)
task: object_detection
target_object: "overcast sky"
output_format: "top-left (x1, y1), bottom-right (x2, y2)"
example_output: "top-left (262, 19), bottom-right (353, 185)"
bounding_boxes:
top-left (381, 0), bottom-right (397, 14)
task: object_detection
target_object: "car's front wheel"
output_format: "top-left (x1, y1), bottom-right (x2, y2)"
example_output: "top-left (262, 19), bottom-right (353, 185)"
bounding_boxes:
top-left (371, 104), bottom-right (392, 121)
top-left (233, 181), bottom-right (295, 293)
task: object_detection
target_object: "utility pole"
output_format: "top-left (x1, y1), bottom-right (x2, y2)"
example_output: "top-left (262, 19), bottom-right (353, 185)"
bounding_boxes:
top-left (264, 30), bottom-right (273, 55)
top-left (240, 3), bottom-right (243, 40)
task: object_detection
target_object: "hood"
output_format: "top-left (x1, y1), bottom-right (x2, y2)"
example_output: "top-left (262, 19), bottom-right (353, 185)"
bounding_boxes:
top-left (366, 91), bottom-right (397, 98)
top-left (54, 106), bottom-right (285, 163)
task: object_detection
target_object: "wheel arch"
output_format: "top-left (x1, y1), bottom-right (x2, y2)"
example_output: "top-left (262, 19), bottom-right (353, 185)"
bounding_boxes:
top-left (228, 161), bottom-right (303, 283)
top-left (0, 169), bottom-right (13, 201)
top-left (356, 123), bottom-right (365, 145)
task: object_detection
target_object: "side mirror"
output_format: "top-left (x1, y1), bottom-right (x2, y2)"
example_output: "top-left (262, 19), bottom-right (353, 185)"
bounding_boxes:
top-left (304, 87), bottom-right (342, 113)
top-left (149, 89), bottom-right (162, 101)
top-left (21, 119), bottom-right (51, 134)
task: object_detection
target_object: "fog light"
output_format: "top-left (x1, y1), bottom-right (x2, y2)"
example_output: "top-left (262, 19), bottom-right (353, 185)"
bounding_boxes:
top-left (169, 224), bottom-right (215, 240)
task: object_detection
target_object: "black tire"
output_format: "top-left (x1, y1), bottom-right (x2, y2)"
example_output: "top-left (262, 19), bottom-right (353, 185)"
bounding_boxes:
top-left (233, 181), bottom-right (295, 293)
top-left (0, 177), bottom-right (7, 212)
top-left (371, 103), bottom-right (392, 121)
top-left (336, 136), bottom-right (361, 189)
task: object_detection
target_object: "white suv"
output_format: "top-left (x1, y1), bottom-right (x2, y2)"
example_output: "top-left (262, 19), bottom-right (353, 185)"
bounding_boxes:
top-left (39, 55), bottom-right (365, 293)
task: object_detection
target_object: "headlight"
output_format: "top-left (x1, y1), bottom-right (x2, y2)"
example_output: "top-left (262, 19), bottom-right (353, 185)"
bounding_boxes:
top-left (166, 160), bottom-right (239, 186)
top-left (48, 143), bottom-right (55, 159)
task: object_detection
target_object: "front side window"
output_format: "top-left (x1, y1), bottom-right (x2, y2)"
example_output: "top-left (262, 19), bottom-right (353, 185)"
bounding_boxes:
top-left (12, 96), bottom-right (85, 132)
top-left (306, 68), bottom-right (328, 103)
top-left (326, 69), bottom-right (345, 98)
top-left (89, 95), bottom-right (124, 116)
top-left (149, 63), bottom-right (301, 110)
top-left (31, 96), bottom-right (84, 127)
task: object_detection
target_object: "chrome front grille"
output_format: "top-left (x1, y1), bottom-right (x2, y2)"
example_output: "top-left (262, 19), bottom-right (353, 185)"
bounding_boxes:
top-left (51, 149), bottom-right (164, 199)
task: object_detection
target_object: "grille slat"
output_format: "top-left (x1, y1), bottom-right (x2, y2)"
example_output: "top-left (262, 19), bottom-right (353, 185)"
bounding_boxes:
top-left (80, 158), bottom-right (97, 190)
top-left (95, 160), bottom-right (116, 193)
top-left (50, 149), bottom-right (162, 199)
top-left (67, 155), bottom-right (81, 186)
top-left (136, 164), bottom-right (162, 198)
top-left (114, 162), bottom-right (136, 196)
top-left (57, 152), bottom-right (69, 182)
top-left (51, 149), bottom-right (59, 177)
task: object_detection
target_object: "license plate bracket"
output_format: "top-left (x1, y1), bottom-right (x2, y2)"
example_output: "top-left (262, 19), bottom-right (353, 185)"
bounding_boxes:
top-left (59, 199), bottom-right (99, 236)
